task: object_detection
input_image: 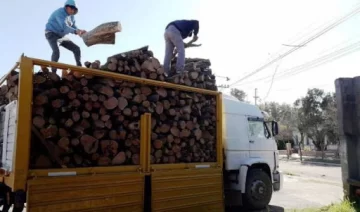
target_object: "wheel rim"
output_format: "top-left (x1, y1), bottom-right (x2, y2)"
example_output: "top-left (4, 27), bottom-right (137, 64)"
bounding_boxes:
top-left (250, 179), bottom-right (268, 200)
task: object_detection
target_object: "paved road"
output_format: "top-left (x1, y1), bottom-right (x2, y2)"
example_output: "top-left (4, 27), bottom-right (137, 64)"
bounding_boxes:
top-left (269, 160), bottom-right (343, 211)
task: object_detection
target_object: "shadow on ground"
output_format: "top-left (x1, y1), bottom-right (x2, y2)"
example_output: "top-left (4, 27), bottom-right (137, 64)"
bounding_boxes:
top-left (226, 205), bottom-right (284, 212)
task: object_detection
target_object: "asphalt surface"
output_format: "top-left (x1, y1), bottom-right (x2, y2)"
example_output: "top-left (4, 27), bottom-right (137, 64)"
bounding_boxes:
top-left (269, 160), bottom-right (343, 211)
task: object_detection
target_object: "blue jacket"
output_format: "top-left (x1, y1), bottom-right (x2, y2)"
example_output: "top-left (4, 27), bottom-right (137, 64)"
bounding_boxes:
top-left (45, 0), bottom-right (79, 37)
top-left (166, 20), bottom-right (199, 39)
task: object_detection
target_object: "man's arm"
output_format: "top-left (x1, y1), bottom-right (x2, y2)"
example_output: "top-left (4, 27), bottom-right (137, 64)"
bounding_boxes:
top-left (71, 16), bottom-right (87, 36)
top-left (191, 20), bottom-right (199, 43)
top-left (72, 16), bottom-right (79, 31)
top-left (193, 20), bottom-right (199, 36)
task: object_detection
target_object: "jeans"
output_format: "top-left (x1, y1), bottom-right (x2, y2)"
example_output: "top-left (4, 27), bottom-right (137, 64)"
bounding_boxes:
top-left (45, 32), bottom-right (82, 73)
top-left (163, 25), bottom-right (185, 75)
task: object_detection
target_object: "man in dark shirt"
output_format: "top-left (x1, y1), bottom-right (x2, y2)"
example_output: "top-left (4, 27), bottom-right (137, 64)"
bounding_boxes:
top-left (163, 20), bottom-right (199, 78)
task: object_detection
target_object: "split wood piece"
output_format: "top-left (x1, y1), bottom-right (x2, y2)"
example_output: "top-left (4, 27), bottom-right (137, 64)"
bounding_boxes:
top-left (82, 21), bottom-right (122, 47)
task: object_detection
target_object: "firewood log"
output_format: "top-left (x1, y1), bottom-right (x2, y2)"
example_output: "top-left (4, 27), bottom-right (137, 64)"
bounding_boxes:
top-left (82, 21), bottom-right (122, 47)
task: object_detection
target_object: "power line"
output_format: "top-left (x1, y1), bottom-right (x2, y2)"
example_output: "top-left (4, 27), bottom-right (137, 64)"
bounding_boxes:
top-left (229, 3), bottom-right (360, 87)
top-left (263, 62), bottom-right (281, 101)
top-left (274, 83), bottom-right (333, 92)
top-left (240, 45), bottom-right (360, 86)
top-left (234, 35), bottom-right (360, 86)
top-left (276, 44), bottom-right (360, 80)
top-left (222, 19), bottom-right (326, 90)
top-left (265, 40), bottom-right (360, 81)
top-left (222, 3), bottom-right (360, 91)
top-left (258, 13), bottom-right (339, 65)
top-left (234, 42), bottom-right (360, 101)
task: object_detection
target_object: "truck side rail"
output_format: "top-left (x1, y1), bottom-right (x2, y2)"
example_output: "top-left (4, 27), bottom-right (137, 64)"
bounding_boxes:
top-left (0, 53), bottom-right (23, 86)
top-left (0, 53), bottom-right (23, 179)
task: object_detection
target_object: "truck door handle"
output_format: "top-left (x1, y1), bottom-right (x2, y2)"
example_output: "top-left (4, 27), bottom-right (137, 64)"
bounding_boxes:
top-left (249, 140), bottom-right (254, 143)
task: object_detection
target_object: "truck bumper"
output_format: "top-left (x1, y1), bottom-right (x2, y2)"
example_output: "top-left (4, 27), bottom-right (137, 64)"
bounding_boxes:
top-left (273, 170), bottom-right (283, 191)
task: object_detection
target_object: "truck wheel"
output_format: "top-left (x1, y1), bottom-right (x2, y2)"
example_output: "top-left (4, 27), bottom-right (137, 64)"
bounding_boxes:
top-left (243, 169), bottom-right (272, 210)
top-left (12, 204), bottom-right (24, 212)
top-left (12, 190), bottom-right (25, 212)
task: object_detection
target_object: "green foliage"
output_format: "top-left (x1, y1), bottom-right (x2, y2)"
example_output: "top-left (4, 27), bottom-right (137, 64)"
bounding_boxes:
top-left (287, 199), bottom-right (358, 212)
top-left (294, 88), bottom-right (339, 150)
top-left (276, 140), bottom-right (294, 150)
top-left (259, 88), bottom-right (338, 151)
top-left (230, 88), bottom-right (247, 101)
top-left (259, 102), bottom-right (296, 141)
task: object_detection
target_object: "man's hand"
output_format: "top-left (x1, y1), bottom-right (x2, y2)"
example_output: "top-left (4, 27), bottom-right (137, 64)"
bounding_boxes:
top-left (192, 35), bottom-right (198, 42)
top-left (79, 30), bottom-right (87, 36)
top-left (76, 29), bottom-right (87, 36)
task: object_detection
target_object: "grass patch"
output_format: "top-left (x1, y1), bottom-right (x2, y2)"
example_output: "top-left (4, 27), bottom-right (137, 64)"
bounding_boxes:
top-left (286, 200), bottom-right (358, 212)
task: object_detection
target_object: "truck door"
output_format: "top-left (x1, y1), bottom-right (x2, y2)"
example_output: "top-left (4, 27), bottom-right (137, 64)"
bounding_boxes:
top-left (247, 117), bottom-right (276, 170)
top-left (224, 114), bottom-right (250, 170)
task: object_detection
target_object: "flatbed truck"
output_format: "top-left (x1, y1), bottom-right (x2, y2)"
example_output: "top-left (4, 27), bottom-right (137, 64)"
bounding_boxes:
top-left (0, 55), bottom-right (283, 211)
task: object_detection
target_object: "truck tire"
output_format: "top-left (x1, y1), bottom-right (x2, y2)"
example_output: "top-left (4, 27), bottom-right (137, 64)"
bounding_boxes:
top-left (12, 204), bottom-right (24, 212)
top-left (243, 168), bottom-right (272, 210)
top-left (12, 190), bottom-right (25, 212)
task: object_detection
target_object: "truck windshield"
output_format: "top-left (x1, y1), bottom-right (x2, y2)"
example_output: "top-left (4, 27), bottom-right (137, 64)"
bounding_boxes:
top-left (248, 120), bottom-right (271, 139)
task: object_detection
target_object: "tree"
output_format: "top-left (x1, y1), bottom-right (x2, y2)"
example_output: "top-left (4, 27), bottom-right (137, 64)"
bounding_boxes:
top-left (230, 88), bottom-right (247, 101)
top-left (293, 106), bottom-right (306, 146)
top-left (293, 106), bottom-right (307, 161)
top-left (322, 93), bottom-right (339, 145)
top-left (260, 102), bottom-right (296, 143)
top-left (294, 88), bottom-right (335, 151)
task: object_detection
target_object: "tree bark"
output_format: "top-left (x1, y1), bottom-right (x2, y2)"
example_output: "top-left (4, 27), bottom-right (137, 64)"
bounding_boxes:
top-left (299, 132), bottom-right (304, 162)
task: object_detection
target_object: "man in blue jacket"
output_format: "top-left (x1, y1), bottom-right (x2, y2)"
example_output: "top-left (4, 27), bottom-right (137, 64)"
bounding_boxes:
top-left (163, 20), bottom-right (199, 78)
top-left (45, 0), bottom-right (87, 73)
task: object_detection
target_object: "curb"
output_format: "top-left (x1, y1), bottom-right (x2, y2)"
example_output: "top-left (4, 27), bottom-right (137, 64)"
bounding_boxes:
top-left (279, 157), bottom-right (340, 167)
top-left (300, 160), bottom-right (341, 167)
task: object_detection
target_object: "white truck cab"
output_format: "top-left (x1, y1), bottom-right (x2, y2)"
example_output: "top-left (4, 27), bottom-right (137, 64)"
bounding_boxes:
top-left (222, 94), bottom-right (283, 210)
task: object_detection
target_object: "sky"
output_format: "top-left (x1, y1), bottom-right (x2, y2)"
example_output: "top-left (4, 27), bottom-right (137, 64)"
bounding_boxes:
top-left (1, 0), bottom-right (360, 105)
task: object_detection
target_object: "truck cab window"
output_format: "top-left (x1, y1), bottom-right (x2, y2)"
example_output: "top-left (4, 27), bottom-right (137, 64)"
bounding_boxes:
top-left (248, 120), bottom-right (267, 139)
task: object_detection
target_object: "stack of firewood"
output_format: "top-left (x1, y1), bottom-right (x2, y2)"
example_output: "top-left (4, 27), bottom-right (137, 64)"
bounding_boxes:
top-left (102, 46), bottom-right (218, 91)
top-left (0, 46), bottom-right (218, 169)
top-left (0, 70), bottom-right (19, 105)
top-left (170, 57), bottom-right (217, 91)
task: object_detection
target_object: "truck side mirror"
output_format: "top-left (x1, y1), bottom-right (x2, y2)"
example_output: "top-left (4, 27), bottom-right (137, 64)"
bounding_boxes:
top-left (272, 121), bottom-right (279, 136)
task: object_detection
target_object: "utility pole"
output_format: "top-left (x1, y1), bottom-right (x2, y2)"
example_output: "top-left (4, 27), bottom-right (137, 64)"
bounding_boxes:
top-left (254, 88), bottom-right (259, 105)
